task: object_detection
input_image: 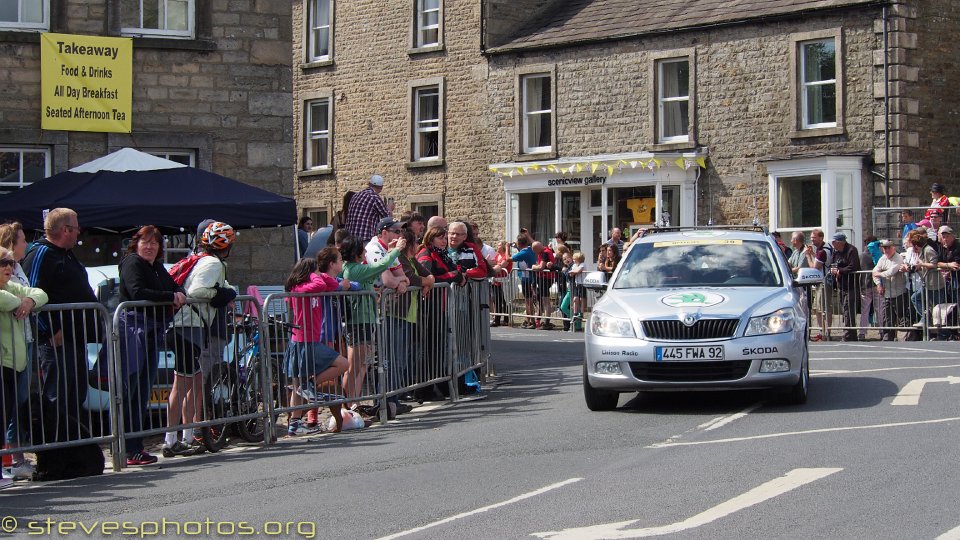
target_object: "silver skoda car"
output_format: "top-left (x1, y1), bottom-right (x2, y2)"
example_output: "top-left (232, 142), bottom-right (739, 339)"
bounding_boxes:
top-left (582, 227), bottom-right (822, 411)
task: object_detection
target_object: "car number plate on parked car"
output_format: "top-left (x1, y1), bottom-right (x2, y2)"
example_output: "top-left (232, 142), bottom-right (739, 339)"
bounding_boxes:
top-left (655, 346), bottom-right (724, 361)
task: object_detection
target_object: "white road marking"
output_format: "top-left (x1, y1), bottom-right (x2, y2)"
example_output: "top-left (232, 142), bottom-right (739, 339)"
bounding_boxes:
top-left (531, 468), bottom-right (842, 539)
top-left (698, 403), bottom-right (763, 432)
top-left (936, 523), bottom-right (960, 539)
top-left (891, 376), bottom-right (960, 405)
top-left (813, 364), bottom-right (960, 376)
top-left (647, 416), bottom-right (960, 448)
top-left (376, 478), bottom-right (583, 540)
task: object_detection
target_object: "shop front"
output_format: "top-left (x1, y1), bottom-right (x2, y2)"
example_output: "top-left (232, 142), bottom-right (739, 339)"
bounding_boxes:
top-left (491, 151), bottom-right (705, 265)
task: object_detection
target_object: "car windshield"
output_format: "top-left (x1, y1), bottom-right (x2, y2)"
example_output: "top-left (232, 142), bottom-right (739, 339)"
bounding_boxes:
top-left (612, 238), bottom-right (782, 289)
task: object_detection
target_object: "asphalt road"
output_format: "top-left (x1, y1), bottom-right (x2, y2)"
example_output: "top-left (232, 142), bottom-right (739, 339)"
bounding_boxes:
top-left (3, 330), bottom-right (960, 539)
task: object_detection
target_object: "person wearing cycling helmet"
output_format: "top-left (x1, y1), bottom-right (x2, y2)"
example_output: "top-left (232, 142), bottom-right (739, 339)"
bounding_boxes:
top-left (163, 221), bottom-right (237, 457)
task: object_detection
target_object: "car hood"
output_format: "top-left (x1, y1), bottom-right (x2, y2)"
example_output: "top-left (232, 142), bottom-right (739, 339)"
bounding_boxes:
top-left (599, 287), bottom-right (792, 320)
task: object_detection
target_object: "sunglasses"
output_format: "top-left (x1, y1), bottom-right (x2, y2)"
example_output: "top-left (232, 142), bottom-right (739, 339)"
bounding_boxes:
top-left (0, 259), bottom-right (15, 268)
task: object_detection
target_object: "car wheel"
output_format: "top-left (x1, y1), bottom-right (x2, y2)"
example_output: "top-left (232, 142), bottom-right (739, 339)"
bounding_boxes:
top-left (781, 357), bottom-right (809, 405)
top-left (583, 364), bottom-right (619, 411)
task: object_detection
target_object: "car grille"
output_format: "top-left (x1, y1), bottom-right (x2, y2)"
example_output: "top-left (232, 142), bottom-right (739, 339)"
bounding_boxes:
top-left (629, 360), bottom-right (752, 382)
top-left (641, 319), bottom-right (739, 340)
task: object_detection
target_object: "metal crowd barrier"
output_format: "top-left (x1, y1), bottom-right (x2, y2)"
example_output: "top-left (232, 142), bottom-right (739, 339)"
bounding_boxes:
top-left (807, 268), bottom-right (960, 341)
top-left (2, 281), bottom-right (495, 476)
top-left (0, 303), bottom-right (117, 470)
top-left (488, 268), bottom-right (597, 331)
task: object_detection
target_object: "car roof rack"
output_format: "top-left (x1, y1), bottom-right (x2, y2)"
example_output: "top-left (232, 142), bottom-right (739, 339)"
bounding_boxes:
top-left (639, 225), bottom-right (769, 239)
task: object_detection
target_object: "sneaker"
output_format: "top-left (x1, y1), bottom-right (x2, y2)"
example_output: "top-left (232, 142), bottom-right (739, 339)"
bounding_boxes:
top-left (520, 321), bottom-right (534, 329)
top-left (541, 321), bottom-right (556, 330)
top-left (161, 441), bottom-right (191, 458)
top-left (5, 462), bottom-right (34, 480)
top-left (303, 421), bottom-right (319, 430)
top-left (126, 452), bottom-right (158, 466)
top-left (0, 478), bottom-right (12, 490)
top-left (295, 382), bottom-right (318, 401)
top-left (185, 438), bottom-right (207, 455)
top-left (810, 333), bottom-right (824, 342)
top-left (287, 420), bottom-right (319, 436)
top-left (912, 321), bottom-right (925, 328)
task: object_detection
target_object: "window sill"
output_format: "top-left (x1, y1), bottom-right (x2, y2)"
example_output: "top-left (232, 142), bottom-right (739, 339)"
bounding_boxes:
top-left (408, 44), bottom-right (444, 56)
top-left (0, 30), bottom-right (43, 43)
top-left (514, 151), bottom-right (557, 162)
top-left (301, 59), bottom-right (334, 70)
top-left (406, 159), bottom-right (444, 169)
top-left (129, 37), bottom-right (217, 51)
top-left (790, 126), bottom-right (845, 139)
top-left (298, 168), bottom-right (333, 178)
top-left (650, 140), bottom-right (697, 152)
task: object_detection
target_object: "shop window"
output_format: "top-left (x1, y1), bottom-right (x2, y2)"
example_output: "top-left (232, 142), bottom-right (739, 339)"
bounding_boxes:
top-left (656, 58), bottom-right (690, 143)
top-left (518, 192), bottom-right (555, 243)
top-left (0, 0), bottom-right (48, 30)
top-left (0, 147), bottom-right (50, 194)
top-left (306, 207), bottom-right (329, 228)
top-left (412, 202), bottom-right (439, 220)
top-left (306, 0), bottom-right (333, 63)
top-left (414, 0), bottom-right (441, 49)
top-left (305, 98), bottom-right (332, 171)
top-left (521, 73), bottom-right (553, 154)
top-left (120, 0), bottom-right (194, 38)
top-left (413, 85), bottom-right (441, 161)
top-left (146, 149), bottom-right (195, 166)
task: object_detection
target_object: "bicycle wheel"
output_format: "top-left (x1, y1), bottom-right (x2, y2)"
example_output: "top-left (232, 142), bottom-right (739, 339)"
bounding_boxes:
top-left (201, 362), bottom-right (235, 452)
top-left (236, 355), bottom-right (266, 442)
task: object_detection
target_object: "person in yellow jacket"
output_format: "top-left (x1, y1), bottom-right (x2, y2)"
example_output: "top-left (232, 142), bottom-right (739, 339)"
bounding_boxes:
top-left (0, 245), bottom-right (48, 488)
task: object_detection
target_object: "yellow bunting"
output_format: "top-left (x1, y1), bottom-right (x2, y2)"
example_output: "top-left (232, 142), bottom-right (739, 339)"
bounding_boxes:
top-left (696, 157), bottom-right (707, 168)
top-left (674, 157), bottom-right (686, 169)
top-left (606, 165), bottom-right (615, 176)
top-left (547, 165), bottom-right (557, 172)
top-left (517, 167), bottom-right (525, 176)
top-left (590, 162), bottom-right (600, 174)
top-left (576, 163), bottom-right (585, 173)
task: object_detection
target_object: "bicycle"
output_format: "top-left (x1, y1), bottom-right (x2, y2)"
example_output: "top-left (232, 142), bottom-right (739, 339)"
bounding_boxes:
top-left (201, 314), bottom-right (295, 451)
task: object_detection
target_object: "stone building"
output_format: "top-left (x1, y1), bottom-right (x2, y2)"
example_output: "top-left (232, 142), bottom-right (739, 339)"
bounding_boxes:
top-left (293, 0), bottom-right (960, 262)
top-left (0, 0), bottom-right (294, 287)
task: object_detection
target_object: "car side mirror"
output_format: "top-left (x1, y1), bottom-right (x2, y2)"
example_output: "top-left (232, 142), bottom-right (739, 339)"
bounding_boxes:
top-left (583, 271), bottom-right (608, 290)
top-left (793, 267), bottom-right (823, 286)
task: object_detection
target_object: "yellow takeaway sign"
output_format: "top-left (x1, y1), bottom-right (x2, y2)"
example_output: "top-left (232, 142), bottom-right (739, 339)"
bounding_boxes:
top-left (40, 33), bottom-right (132, 133)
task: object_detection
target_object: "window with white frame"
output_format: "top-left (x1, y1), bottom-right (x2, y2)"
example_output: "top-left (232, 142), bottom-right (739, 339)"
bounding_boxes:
top-left (521, 73), bottom-right (552, 154)
top-left (413, 85), bottom-right (440, 161)
top-left (305, 98), bottom-right (331, 170)
top-left (0, 148), bottom-right (50, 193)
top-left (0, 0), bottom-right (48, 30)
top-left (657, 58), bottom-right (690, 143)
top-left (307, 0), bottom-right (332, 62)
top-left (415, 0), bottom-right (440, 48)
top-left (800, 38), bottom-right (837, 129)
top-left (121, 0), bottom-right (194, 38)
top-left (146, 149), bottom-right (195, 166)
top-left (768, 156), bottom-right (862, 248)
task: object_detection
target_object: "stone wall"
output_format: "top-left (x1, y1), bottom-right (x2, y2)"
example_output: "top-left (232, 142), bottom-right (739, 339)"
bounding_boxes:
top-left (0, 0), bottom-right (294, 288)
top-left (293, 0), bottom-right (502, 239)
top-left (485, 8), bottom-right (882, 228)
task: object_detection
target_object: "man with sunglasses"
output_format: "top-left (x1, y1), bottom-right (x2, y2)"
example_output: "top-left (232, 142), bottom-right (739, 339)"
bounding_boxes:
top-left (22, 208), bottom-right (98, 441)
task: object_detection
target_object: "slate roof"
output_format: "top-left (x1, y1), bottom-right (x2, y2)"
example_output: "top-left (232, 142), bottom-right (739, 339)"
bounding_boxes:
top-left (488, 0), bottom-right (884, 52)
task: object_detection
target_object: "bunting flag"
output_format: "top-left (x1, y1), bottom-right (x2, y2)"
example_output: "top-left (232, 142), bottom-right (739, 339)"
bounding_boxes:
top-left (489, 155), bottom-right (707, 178)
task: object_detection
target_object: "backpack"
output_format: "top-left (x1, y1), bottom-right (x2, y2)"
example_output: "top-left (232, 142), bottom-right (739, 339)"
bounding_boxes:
top-left (168, 253), bottom-right (209, 286)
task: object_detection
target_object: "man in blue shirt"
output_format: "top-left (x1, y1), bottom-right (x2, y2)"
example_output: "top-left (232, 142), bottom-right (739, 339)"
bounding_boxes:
top-left (511, 235), bottom-right (538, 329)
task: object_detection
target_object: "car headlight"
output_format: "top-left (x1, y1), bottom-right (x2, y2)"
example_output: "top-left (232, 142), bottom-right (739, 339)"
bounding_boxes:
top-left (745, 308), bottom-right (796, 336)
top-left (590, 310), bottom-right (636, 338)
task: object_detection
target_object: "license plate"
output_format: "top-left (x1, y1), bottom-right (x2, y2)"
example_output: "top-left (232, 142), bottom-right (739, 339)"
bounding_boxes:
top-left (150, 388), bottom-right (170, 404)
top-left (656, 346), bottom-right (724, 361)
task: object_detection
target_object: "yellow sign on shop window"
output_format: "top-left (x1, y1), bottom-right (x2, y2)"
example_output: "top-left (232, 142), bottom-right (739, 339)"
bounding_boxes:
top-left (40, 33), bottom-right (132, 133)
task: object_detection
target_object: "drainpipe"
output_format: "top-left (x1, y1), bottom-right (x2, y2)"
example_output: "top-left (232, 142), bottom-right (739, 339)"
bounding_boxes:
top-left (883, 5), bottom-right (891, 208)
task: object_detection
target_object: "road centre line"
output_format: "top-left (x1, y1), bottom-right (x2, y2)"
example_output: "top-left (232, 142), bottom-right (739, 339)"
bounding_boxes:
top-left (812, 364), bottom-right (960, 375)
top-left (647, 416), bottom-right (960, 448)
top-left (531, 468), bottom-right (842, 539)
top-left (375, 478), bottom-right (583, 540)
top-left (698, 403), bottom-right (763, 432)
